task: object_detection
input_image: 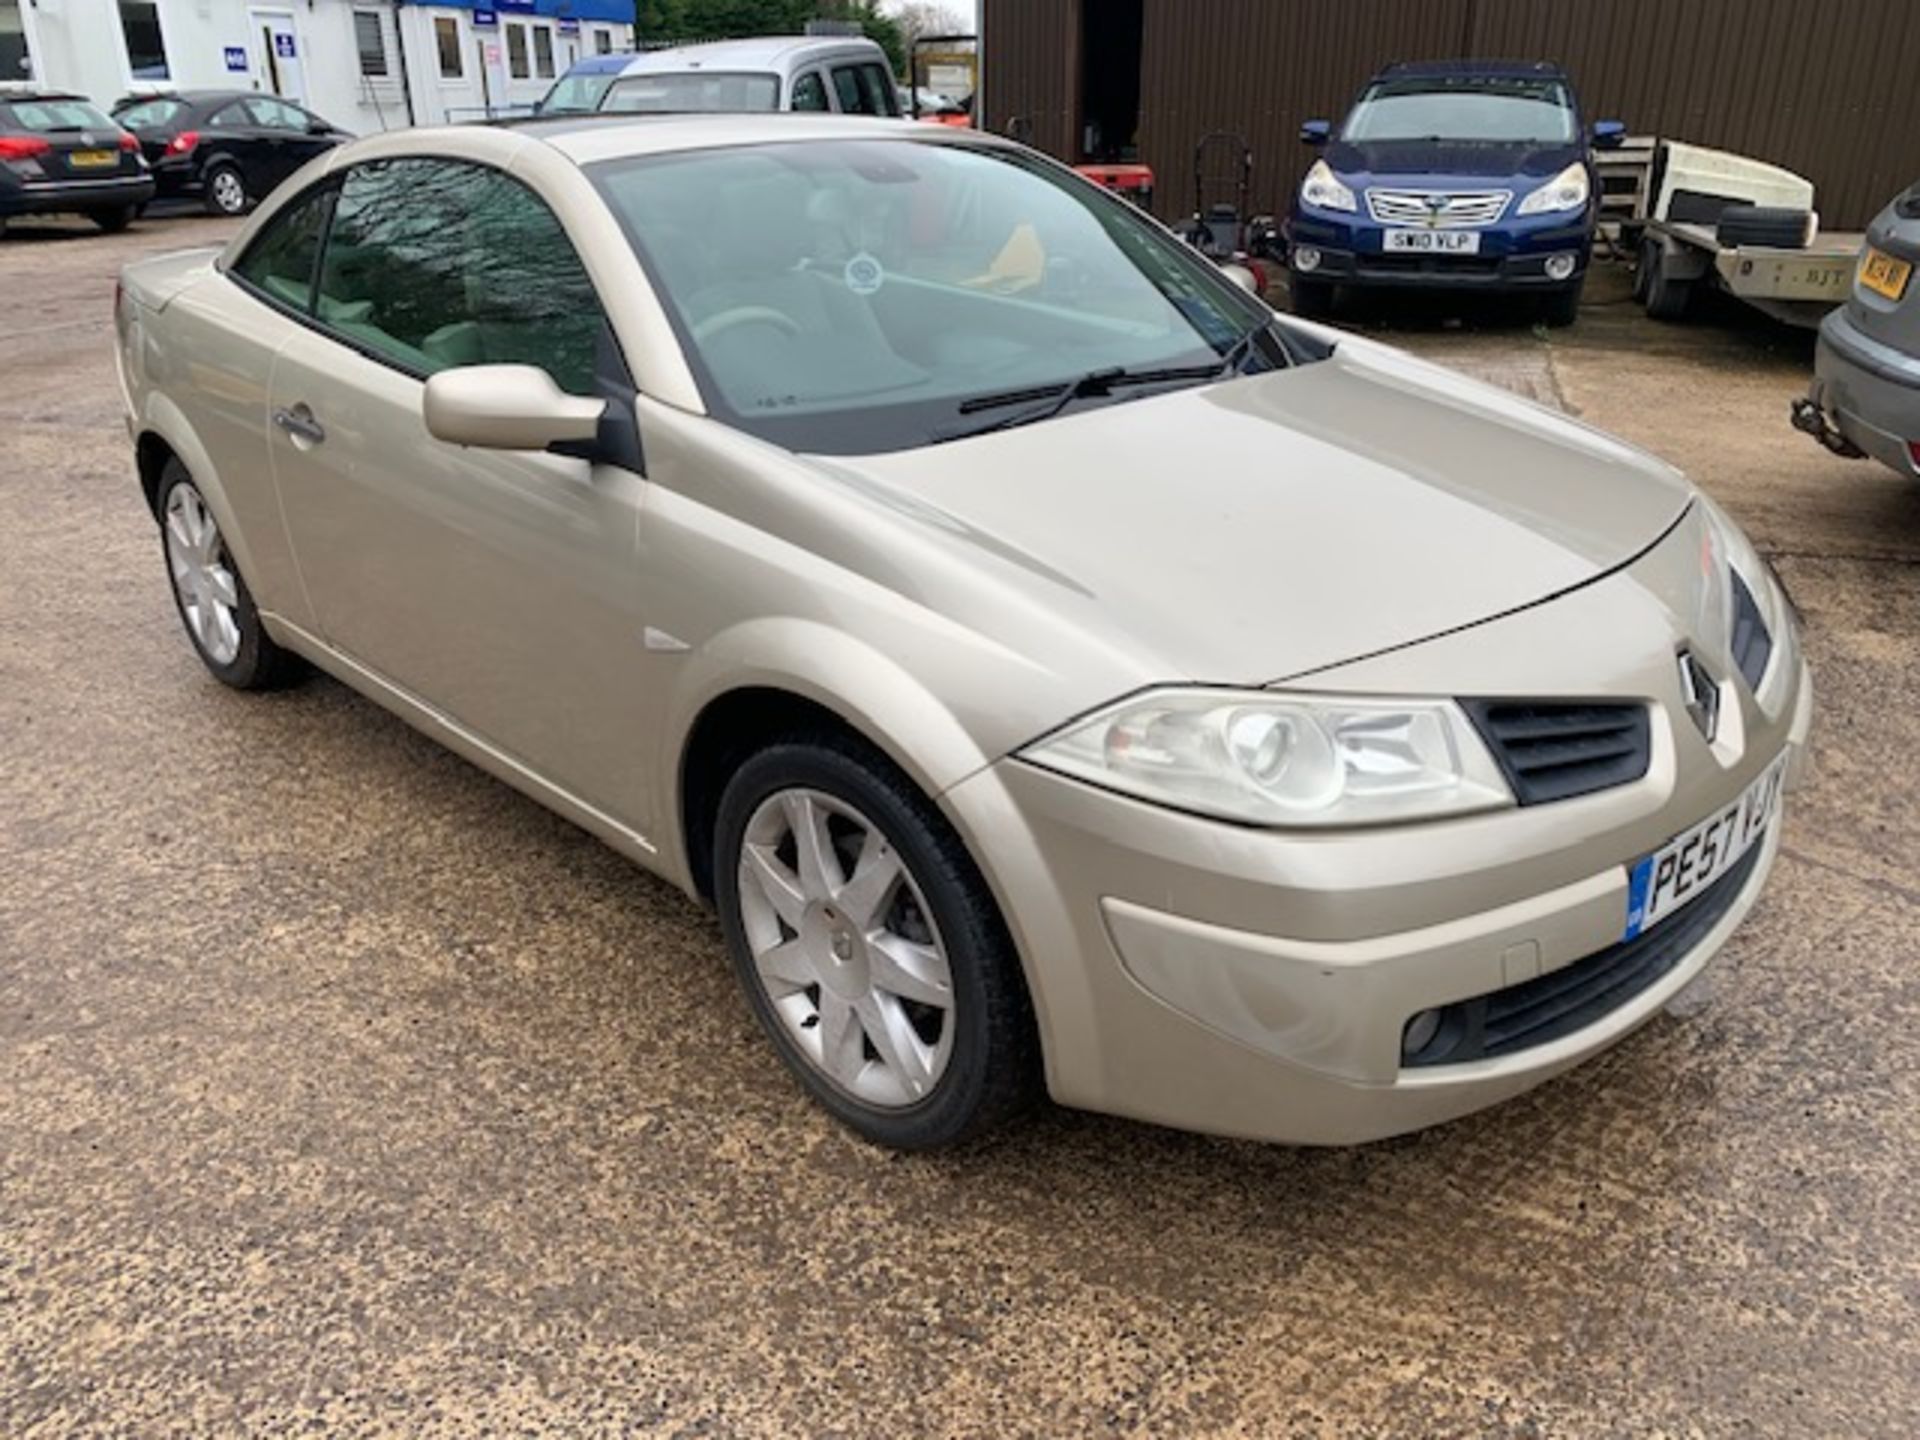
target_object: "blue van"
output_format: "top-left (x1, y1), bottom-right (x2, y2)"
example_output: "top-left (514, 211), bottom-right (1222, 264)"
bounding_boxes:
top-left (1286, 61), bottom-right (1624, 325)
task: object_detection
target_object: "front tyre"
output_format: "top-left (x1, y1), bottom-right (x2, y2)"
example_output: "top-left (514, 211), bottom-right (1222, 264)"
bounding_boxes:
top-left (157, 461), bottom-right (301, 690)
top-left (1540, 278), bottom-right (1583, 327)
top-left (1289, 275), bottom-right (1335, 318)
top-left (204, 162), bottom-right (249, 216)
top-left (714, 735), bottom-right (1038, 1150)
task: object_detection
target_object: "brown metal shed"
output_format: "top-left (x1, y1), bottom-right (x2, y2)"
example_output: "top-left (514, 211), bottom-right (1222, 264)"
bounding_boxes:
top-left (982, 0), bottom-right (1920, 229)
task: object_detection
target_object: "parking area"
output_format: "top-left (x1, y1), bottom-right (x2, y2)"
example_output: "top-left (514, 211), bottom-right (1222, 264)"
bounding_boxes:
top-left (3, 214), bottom-right (1917, 1436)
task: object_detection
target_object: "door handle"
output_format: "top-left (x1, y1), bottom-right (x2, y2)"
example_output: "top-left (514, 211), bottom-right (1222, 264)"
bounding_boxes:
top-left (272, 404), bottom-right (325, 445)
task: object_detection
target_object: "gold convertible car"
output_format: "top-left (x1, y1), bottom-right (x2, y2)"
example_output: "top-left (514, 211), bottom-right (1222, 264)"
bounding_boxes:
top-left (116, 114), bottom-right (1812, 1150)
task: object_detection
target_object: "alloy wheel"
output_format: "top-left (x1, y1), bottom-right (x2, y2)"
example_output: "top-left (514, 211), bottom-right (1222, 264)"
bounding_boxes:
top-left (735, 787), bottom-right (956, 1108)
top-left (211, 170), bottom-right (246, 214)
top-left (163, 481), bottom-right (242, 665)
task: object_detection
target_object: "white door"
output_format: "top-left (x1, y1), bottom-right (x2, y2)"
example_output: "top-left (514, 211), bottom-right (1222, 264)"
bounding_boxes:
top-left (249, 9), bottom-right (306, 105)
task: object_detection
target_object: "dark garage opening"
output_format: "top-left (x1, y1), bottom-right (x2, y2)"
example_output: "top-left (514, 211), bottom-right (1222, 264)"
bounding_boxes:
top-left (1079, 0), bottom-right (1143, 161)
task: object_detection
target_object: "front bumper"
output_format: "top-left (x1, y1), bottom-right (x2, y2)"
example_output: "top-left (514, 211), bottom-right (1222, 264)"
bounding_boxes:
top-left (1288, 204), bottom-right (1593, 292)
top-left (1805, 306), bottom-right (1920, 478)
top-left (0, 173), bottom-right (156, 218)
top-left (943, 544), bottom-right (1813, 1146)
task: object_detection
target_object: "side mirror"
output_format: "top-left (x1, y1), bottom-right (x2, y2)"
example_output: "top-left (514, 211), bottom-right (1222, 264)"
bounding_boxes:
top-left (308, 119), bottom-right (331, 135)
top-left (1591, 120), bottom-right (1626, 150)
top-left (1300, 119), bottom-right (1331, 146)
top-left (423, 365), bottom-right (607, 452)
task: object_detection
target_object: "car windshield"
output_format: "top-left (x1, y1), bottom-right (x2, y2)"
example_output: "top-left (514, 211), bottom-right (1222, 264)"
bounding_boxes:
top-left (9, 99), bottom-right (120, 132)
top-left (602, 72), bottom-right (781, 114)
top-left (1342, 76), bottom-right (1576, 145)
top-left (588, 138), bottom-right (1278, 455)
top-left (115, 97), bottom-right (188, 129)
top-left (541, 73), bottom-right (617, 115)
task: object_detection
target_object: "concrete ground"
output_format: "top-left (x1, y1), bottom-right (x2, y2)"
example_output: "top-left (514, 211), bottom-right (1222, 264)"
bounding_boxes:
top-left (2, 213), bottom-right (1916, 1438)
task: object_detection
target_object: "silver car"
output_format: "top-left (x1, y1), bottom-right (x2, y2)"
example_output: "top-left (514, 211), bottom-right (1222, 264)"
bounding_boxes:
top-left (116, 115), bottom-right (1812, 1150)
top-left (1795, 179), bottom-right (1920, 478)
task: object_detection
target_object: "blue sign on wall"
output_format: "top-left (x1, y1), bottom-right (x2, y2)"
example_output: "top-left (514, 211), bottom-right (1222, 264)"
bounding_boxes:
top-left (473, 8), bottom-right (498, 26)
top-left (273, 33), bottom-right (297, 59)
top-left (223, 45), bottom-right (249, 72)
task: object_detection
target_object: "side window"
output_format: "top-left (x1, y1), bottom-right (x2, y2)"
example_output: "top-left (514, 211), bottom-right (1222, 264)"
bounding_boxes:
top-left (246, 97), bottom-right (305, 131)
top-left (790, 71), bottom-right (829, 112)
top-left (232, 182), bottom-right (335, 311)
top-left (831, 63), bottom-right (898, 117)
top-left (209, 101), bottom-right (251, 128)
top-left (313, 158), bottom-right (607, 396)
top-left (860, 63), bottom-right (900, 116)
top-left (829, 65), bottom-right (864, 114)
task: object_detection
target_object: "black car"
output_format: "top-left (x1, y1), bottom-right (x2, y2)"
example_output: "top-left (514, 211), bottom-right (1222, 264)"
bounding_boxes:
top-left (113, 91), bottom-right (349, 216)
top-left (0, 91), bottom-right (154, 236)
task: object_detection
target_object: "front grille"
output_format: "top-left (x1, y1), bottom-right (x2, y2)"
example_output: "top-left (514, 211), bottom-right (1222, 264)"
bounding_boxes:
top-left (1729, 571), bottom-right (1774, 691)
top-left (1366, 188), bottom-right (1512, 227)
top-left (1462, 701), bottom-right (1652, 806)
top-left (1402, 841), bottom-right (1762, 1068)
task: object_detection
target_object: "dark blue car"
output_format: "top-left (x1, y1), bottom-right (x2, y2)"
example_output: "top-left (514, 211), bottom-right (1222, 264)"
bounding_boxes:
top-left (1286, 60), bottom-right (1624, 326)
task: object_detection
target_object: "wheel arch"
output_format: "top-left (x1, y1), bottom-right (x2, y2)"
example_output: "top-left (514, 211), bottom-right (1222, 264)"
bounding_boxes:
top-left (132, 397), bottom-right (269, 592)
top-left (663, 618), bottom-right (999, 904)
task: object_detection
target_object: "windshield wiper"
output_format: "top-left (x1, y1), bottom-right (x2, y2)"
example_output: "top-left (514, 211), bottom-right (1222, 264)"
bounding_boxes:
top-left (936, 328), bottom-right (1267, 444)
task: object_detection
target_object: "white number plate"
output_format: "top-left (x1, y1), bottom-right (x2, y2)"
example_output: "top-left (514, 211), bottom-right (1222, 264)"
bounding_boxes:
top-left (1624, 753), bottom-right (1788, 940)
top-left (1383, 229), bottom-right (1481, 254)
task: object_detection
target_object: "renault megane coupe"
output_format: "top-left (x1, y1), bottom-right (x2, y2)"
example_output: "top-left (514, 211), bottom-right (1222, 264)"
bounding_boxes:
top-left (115, 114), bottom-right (1811, 1150)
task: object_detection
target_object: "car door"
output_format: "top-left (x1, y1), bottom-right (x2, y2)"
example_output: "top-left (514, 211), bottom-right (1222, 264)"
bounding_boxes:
top-left (245, 96), bottom-right (327, 188)
top-left (264, 156), bottom-right (654, 826)
top-left (204, 99), bottom-right (268, 192)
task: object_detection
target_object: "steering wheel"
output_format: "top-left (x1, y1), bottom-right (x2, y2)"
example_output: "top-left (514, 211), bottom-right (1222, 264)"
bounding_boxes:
top-left (693, 306), bottom-right (802, 344)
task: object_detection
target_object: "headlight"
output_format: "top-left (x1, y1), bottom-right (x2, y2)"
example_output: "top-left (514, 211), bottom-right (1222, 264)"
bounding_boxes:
top-left (1517, 162), bottom-right (1591, 216)
top-left (1300, 159), bottom-right (1357, 213)
top-left (1019, 689), bottom-right (1513, 827)
top-left (1697, 495), bottom-right (1793, 706)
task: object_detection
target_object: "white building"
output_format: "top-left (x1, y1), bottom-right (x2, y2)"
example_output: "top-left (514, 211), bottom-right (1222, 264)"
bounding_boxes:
top-left (2, 0), bottom-right (636, 132)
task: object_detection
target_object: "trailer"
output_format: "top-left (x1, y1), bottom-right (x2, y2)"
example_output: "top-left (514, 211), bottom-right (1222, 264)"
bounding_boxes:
top-left (1613, 140), bottom-right (1863, 327)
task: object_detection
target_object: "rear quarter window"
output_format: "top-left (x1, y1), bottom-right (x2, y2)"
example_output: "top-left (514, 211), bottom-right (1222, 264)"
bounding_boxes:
top-left (232, 184), bottom-right (337, 312)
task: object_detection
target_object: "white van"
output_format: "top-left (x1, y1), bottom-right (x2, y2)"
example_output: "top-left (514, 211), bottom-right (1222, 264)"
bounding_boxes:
top-left (544, 37), bottom-right (902, 118)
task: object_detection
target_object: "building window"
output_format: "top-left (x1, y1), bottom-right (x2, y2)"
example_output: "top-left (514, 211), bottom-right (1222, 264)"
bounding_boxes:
top-left (532, 25), bottom-right (554, 79)
top-left (353, 10), bottom-right (388, 78)
top-left (118, 0), bottom-right (170, 81)
top-left (2, 0), bottom-right (33, 82)
top-left (593, 28), bottom-right (612, 56)
top-left (434, 15), bottom-right (461, 79)
top-left (505, 22), bottom-right (529, 80)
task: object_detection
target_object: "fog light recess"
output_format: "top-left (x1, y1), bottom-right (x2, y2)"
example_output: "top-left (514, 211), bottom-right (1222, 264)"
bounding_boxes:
top-left (1293, 245), bottom-right (1322, 274)
top-left (1544, 252), bottom-right (1578, 282)
top-left (1401, 1008), bottom-right (1443, 1058)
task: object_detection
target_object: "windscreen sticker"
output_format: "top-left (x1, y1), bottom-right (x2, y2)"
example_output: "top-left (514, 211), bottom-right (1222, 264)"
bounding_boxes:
top-left (844, 251), bottom-right (885, 296)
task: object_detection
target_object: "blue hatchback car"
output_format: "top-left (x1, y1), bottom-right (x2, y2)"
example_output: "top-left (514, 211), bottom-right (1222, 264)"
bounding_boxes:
top-left (1286, 60), bottom-right (1624, 325)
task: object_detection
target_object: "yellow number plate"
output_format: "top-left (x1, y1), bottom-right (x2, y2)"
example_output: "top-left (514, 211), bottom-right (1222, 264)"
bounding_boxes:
top-left (1860, 247), bottom-right (1913, 302)
top-left (69, 149), bottom-right (117, 169)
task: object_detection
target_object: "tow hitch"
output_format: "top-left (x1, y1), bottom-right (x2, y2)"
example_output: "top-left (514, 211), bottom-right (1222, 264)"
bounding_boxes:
top-left (1790, 396), bottom-right (1865, 458)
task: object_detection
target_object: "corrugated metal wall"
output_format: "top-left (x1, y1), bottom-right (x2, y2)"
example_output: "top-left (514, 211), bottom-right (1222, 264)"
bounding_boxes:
top-left (983, 0), bottom-right (1920, 228)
